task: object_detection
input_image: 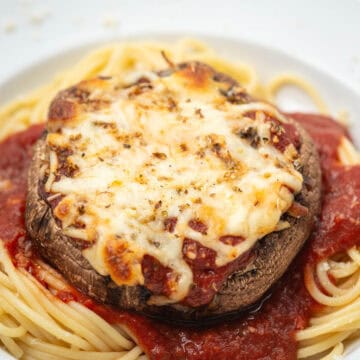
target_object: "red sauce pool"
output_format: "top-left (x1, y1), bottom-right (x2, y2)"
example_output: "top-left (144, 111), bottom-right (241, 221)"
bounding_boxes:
top-left (0, 124), bottom-right (44, 249)
top-left (0, 114), bottom-right (359, 360)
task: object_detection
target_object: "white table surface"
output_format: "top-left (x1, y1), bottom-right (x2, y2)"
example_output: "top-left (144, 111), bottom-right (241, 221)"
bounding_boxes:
top-left (0, 0), bottom-right (360, 96)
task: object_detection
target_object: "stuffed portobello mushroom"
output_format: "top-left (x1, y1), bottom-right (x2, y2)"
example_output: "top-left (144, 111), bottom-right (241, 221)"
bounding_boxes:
top-left (26, 62), bottom-right (321, 323)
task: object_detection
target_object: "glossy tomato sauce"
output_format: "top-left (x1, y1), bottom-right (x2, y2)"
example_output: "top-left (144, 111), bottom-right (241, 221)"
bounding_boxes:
top-left (0, 114), bottom-right (359, 360)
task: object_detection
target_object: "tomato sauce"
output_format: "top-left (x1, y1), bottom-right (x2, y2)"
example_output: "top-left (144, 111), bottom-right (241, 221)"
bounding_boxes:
top-left (290, 114), bottom-right (360, 263)
top-left (0, 124), bottom-right (44, 250)
top-left (0, 113), bottom-right (359, 360)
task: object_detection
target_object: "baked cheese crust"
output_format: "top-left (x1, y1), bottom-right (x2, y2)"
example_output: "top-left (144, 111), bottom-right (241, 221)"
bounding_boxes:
top-left (45, 62), bottom-right (303, 304)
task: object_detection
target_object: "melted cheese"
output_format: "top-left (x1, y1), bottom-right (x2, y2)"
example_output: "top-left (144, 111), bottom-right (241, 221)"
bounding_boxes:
top-left (46, 66), bottom-right (303, 305)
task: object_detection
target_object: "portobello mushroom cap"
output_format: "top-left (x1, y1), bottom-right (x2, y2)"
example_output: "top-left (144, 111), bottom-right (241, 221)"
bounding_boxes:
top-left (25, 62), bottom-right (321, 324)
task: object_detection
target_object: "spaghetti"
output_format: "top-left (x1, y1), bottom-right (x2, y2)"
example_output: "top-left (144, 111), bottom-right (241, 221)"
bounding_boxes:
top-left (0, 39), bottom-right (359, 360)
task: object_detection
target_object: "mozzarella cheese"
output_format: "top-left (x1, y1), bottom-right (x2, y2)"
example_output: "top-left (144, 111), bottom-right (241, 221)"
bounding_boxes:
top-left (46, 63), bottom-right (303, 305)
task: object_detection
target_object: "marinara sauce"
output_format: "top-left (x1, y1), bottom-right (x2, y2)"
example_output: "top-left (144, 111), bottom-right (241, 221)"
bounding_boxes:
top-left (0, 114), bottom-right (359, 360)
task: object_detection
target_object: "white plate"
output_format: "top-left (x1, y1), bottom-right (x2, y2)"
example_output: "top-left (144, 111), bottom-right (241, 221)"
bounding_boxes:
top-left (0, 34), bottom-right (359, 360)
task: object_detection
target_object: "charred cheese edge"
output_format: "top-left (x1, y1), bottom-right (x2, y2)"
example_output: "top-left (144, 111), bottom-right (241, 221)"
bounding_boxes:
top-left (45, 63), bottom-right (303, 305)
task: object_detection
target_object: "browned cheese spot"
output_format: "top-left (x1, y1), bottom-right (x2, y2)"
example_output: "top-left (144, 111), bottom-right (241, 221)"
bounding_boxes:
top-left (219, 235), bottom-right (245, 246)
top-left (177, 62), bottom-right (212, 90)
top-left (104, 240), bottom-right (134, 284)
